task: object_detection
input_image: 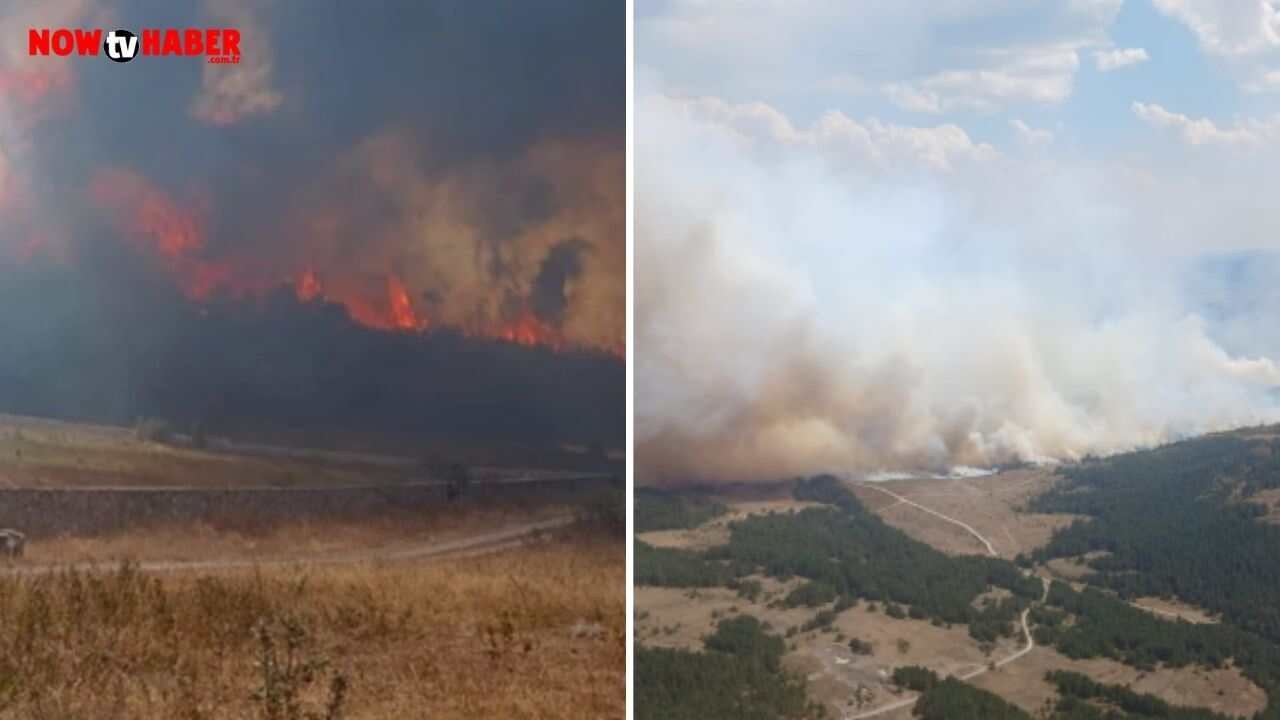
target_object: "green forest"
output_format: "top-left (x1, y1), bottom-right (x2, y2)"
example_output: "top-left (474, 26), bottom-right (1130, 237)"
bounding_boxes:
top-left (634, 615), bottom-right (823, 720)
top-left (906, 671), bottom-right (1238, 720)
top-left (1023, 432), bottom-right (1280, 717)
top-left (636, 488), bottom-right (729, 532)
top-left (912, 677), bottom-right (1032, 720)
top-left (1028, 433), bottom-right (1280, 643)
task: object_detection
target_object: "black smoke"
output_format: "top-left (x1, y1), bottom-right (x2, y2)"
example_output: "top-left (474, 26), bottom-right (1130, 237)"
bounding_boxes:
top-left (531, 236), bottom-right (589, 326)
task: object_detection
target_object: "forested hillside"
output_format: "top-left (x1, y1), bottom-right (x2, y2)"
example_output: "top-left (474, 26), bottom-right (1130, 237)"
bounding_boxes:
top-left (1025, 430), bottom-right (1280, 718)
top-left (1029, 432), bottom-right (1280, 642)
top-left (634, 615), bottom-right (822, 720)
top-left (636, 488), bottom-right (729, 532)
top-left (637, 476), bottom-right (1038, 637)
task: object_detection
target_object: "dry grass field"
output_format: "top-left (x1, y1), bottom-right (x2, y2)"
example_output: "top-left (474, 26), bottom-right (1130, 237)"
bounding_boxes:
top-left (0, 415), bottom-right (415, 489)
top-left (0, 414), bottom-right (623, 718)
top-left (0, 527), bottom-right (623, 720)
top-left (0, 414), bottom-right (616, 489)
top-left (23, 503), bottom-right (568, 566)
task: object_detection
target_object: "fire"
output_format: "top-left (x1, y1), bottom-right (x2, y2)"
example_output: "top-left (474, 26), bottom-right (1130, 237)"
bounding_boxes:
top-left (83, 169), bottom-right (618, 356)
top-left (300, 270), bottom-right (427, 333)
top-left (89, 168), bottom-right (237, 300)
top-left (387, 275), bottom-right (423, 330)
top-left (497, 309), bottom-right (563, 350)
top-left (295, 269), bottom-right (322, 301)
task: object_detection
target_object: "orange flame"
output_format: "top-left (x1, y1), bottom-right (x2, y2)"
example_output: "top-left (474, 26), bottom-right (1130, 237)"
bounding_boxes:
top-left (497, 309), bottom-right (563, 350)
top-left (83, 170), bottom-right (617, 356)
top-left (295, 269), bottom-right (322, 302)
top-left (89, 168), bottom-right (237, 300)
top-left (387, 275), bottom-right (424, 331)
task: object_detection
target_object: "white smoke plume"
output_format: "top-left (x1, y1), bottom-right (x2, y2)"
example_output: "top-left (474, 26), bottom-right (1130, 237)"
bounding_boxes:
top-left (635, 85), bottom-right (1280, 485)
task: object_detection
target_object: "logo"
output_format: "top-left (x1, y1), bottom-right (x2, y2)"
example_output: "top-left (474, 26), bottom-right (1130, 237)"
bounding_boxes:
top-left (29, 28), bottom-right (240, 64)
top-left (103, 29), bottom-right (138, 63)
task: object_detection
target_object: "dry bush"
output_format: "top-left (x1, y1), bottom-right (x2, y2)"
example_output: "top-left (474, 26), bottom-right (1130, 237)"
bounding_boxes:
top-left (0, 535), bottom-right (623, 719)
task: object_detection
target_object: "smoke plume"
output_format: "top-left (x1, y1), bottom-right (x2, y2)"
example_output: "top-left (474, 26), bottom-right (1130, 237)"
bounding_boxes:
top-left (636, 87), bottom-right (1280, 484)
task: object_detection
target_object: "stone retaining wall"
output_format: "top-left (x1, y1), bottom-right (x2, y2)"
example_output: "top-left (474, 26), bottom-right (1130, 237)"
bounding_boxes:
top-left (0, 476), bottom-right (615, 537)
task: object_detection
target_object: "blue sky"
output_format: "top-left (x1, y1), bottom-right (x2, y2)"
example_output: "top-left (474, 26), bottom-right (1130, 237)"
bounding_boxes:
top-left (639, 1), bottom-right (1280, 152)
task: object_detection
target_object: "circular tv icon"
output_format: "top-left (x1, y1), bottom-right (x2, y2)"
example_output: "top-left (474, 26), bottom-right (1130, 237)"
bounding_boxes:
top-left (104, 29), bottom-right (138, 63)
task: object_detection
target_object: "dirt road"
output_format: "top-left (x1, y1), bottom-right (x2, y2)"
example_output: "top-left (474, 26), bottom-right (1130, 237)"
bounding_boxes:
top-left (847, 482), bottom-right (1048, 719)
top-left (0, 515), bottom-right (573, 577)
top-left (856, 482), bottom-right (998, 557)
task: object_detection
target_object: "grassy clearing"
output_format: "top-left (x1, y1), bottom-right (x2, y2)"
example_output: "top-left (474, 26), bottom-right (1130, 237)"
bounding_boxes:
top-left (0, 530), bottom-right (623, 719)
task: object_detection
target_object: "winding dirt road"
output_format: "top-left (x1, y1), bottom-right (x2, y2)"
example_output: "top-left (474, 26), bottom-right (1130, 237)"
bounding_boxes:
top-left (0, 515), bottom-right (573, 577)
top-left (847, 482), bottom-right (1048, 719)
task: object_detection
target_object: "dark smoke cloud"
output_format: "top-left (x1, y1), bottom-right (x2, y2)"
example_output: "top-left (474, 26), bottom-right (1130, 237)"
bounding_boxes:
top-left (0, 1), bottom-right (624, 448)
top-left (531, 237), bottom-right (589, 326)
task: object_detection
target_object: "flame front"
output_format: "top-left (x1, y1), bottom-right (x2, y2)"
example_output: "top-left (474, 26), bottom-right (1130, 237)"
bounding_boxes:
top-left (77, 165), bottom-right (618, 356)
top-left (387, 275), bottom-right (424, 331)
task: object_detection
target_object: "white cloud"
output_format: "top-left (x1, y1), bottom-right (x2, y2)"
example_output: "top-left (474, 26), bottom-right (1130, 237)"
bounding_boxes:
top-left (680, 95), bottom-right (998, 172)
top-left (1243, 68), bottom-right (1280, 92)
top-left (1010, 118), bottom-right (1054, 146)
top-left (1152, 0), bottom-right (1280, 57)
top-left (1094, 47), bottom-right (1151, 71)
top-left (641, 0), bottom-right (1121, 114)
top-left (1132, 101), bottom-right (1280, 145)
top-left (885, 45), bottom-right (1082, 113)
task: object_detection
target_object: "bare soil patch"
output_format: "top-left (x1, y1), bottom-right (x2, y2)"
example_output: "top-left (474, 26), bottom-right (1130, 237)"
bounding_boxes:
top-left (1130, 596), bottom-right (1219, 624)
top-left (854, 469), bottom-right (1078, 558)
top-left (634, 581), bottom-right (811, 651)
top-left (635, 581), bottom-right (1015, 719)
top-left (1043, 551), bottom-right (1112, 581)
top-left (637, 498), bottom-right (822, 550)
top-left (971, 644), bottom-right (1265, 718)
top-left (795, 601), bottom-right (1016, 716)
top-left (1250, 488), bottom-right (1280, 524)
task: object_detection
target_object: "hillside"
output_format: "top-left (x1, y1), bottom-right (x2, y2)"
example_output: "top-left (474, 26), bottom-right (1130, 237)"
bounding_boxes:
top-left (636, 429), bottom-right (1280, 719)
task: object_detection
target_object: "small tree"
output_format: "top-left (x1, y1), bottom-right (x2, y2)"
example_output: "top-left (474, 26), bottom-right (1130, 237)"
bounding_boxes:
top-left (848, 637), bottom-right (873, 655)
top-left (251, 616), bottom-right (348, 720)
